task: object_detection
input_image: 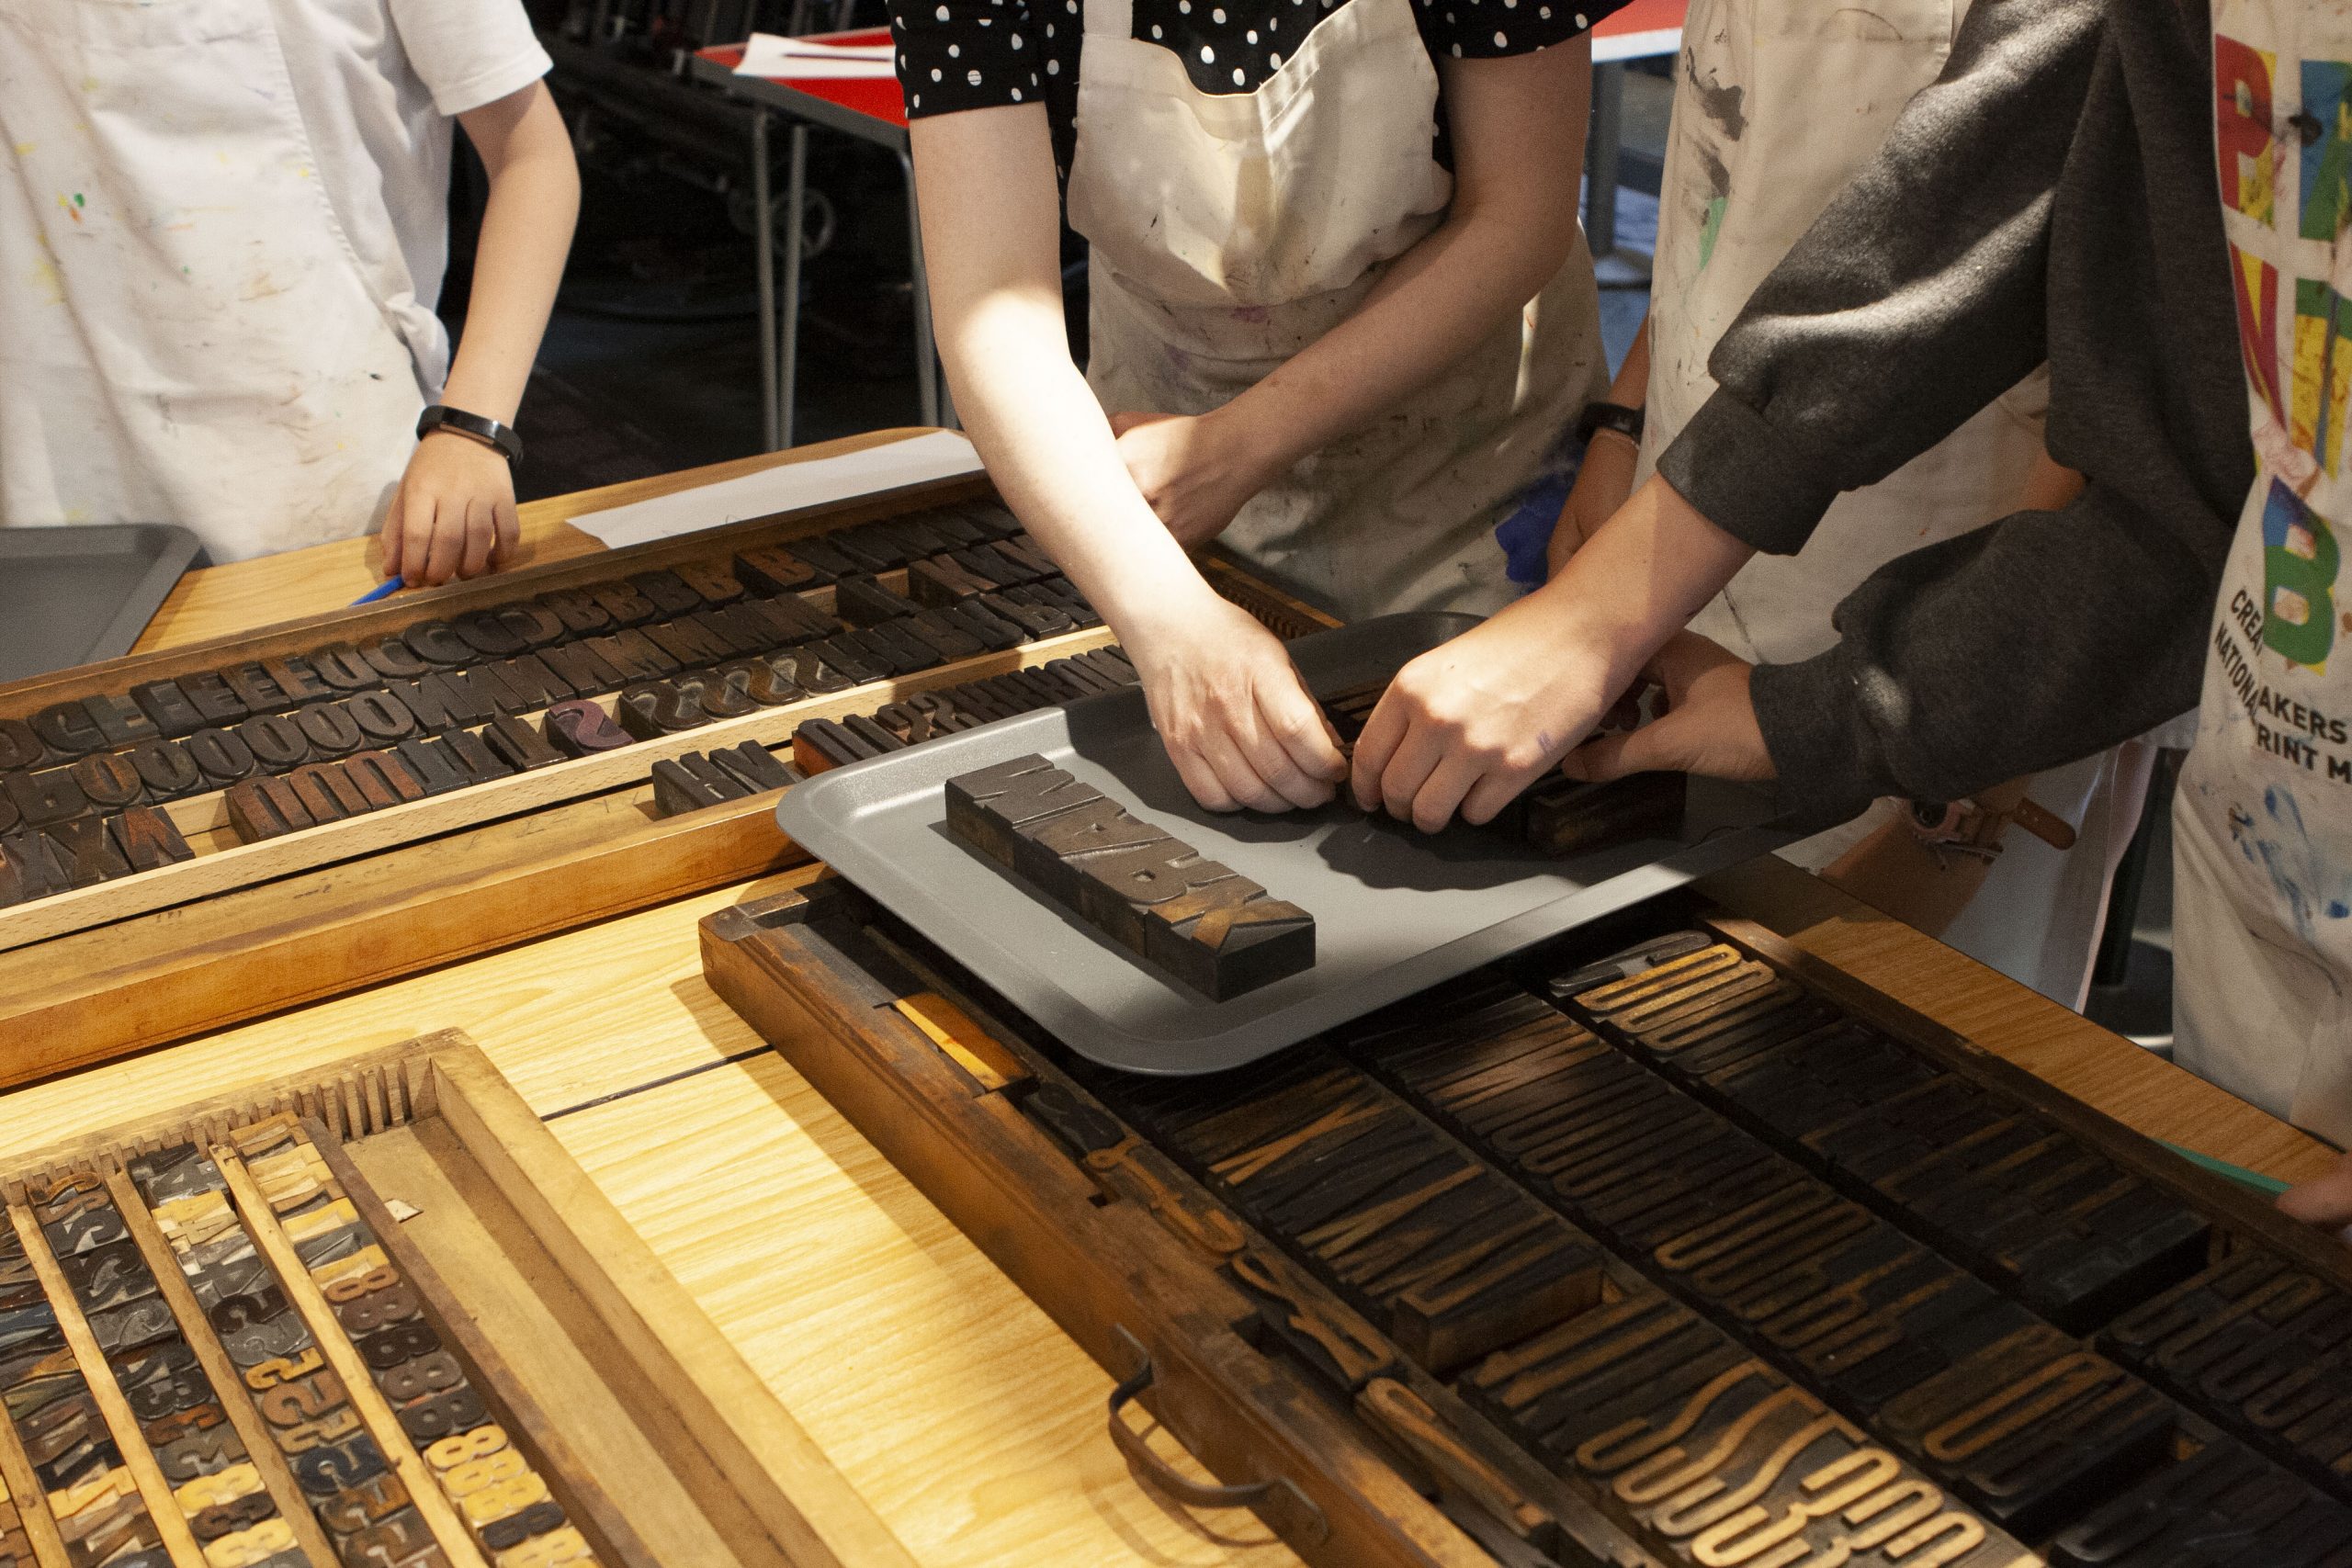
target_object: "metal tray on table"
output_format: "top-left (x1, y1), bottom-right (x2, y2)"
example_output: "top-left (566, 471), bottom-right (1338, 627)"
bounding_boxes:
top-left (0, 524), bottom-right (204, 682)
top-left (776, 613), bottom-right (1792, 1075)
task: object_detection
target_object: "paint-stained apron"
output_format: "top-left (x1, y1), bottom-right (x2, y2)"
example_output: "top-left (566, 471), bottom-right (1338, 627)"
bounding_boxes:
top-left (2176, 1), bottom-right (2352, 1145)
top-left (0, 0), bottom-right (422, 562)
top-left (1069, 0), bottom-right (1608, 621)
top-left (1634, 0), bottom-right (2131, 1006)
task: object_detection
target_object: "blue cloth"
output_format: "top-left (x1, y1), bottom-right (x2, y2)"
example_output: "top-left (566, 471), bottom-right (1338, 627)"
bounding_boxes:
top-left (1493, 436), bottom-right (1585, 591)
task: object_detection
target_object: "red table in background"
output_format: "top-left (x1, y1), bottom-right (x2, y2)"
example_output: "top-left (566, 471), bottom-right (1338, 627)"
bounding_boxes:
top-left (697, 0), bottom-right (1686, 448)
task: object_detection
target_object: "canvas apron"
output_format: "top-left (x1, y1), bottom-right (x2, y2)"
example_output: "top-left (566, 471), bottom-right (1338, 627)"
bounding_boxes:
top-left (1634, 0), bottom-right (2129, 1005)
top-left (2176, 0), bottom-right (2352, 1145)
top-left (1068, 0), bottom-right (1609, 621)
top-left (0, 0), bottom-right (422, 562)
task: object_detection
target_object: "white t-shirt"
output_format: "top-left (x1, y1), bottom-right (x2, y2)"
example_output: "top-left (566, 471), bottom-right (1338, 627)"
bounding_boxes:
top-left (270, 0), bottom-right (552, 394)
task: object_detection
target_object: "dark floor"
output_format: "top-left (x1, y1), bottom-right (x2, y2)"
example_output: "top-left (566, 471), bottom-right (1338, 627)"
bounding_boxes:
top-left (489, 82), bottom-right (2176, 1043)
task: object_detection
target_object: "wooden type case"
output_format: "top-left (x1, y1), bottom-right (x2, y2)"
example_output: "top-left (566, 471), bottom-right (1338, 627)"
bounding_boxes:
top-left (0, 1034), bottom-right (910, 1568)
top-left (0, 460), bottom-right (1333, 1089)
top-left (701, 882), bottom-right (2352, 1568)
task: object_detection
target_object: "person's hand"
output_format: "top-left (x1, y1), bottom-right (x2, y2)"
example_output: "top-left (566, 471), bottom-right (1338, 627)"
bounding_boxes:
top-left (2278, 1149), bottom-right (2352, 1243)
top-left (1551, 430), bottom-right (1638, 579)
top-left (1562, 632), bottom-right (1774, 784)
top-left (1111, 410), bottom-right (1279, 550)
top-left (1123, 590), bottom-right (1346, 812)
top-left (382, 432), bottom-right (521, 586)
top-left (1350, 594), bottom-right (1623, 831)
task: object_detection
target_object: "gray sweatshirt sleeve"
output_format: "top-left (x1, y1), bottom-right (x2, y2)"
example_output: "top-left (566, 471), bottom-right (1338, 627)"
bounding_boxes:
top-left (1653, 0), bottom-right (2248, 827)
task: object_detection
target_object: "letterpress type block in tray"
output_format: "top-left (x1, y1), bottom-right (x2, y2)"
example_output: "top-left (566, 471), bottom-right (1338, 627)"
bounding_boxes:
top-left (775, 614), bottom-right (1791, 1074)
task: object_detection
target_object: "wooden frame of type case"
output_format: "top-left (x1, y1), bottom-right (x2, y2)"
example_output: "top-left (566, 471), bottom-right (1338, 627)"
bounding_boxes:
top-left (0, 466), bottom-right (1336, 1088)
top-left (0, 1031), bottom-right (912, 1568)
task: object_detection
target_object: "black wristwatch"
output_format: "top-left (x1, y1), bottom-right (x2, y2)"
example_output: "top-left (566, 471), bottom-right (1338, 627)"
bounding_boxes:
top-left (1576, 400), bottom-right (1645, 446)
top-left (416, 404), bottom-right (524, 464)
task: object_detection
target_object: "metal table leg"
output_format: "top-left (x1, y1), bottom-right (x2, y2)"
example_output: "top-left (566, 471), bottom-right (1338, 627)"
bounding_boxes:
top-left (752, 108), bottom-right (779, 453)
top-left (1585, 60), bottom-right (1622, 259)
top-left (898, 147), bottom-right (948, 429)
top-left (781, 121), bottom-right (810, 447)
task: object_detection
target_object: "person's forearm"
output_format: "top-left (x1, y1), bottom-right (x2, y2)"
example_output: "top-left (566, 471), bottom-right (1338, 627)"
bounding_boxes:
top-left (1215, 42), bottom-right (1592, 474)
top-left (1544, 470), bottom-right (1754, 692)
top-left (911, 111), bottom-right (1216, 640)
top-left (1605, 314), bottom-right (1650, 409)
top-left (444, 84), bottom-right (580, 424)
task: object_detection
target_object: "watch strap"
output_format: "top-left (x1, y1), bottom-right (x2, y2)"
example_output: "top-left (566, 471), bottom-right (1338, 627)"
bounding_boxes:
top-left (1576, 400), bottom-right (1645, 446)
top-left (416, 404), bottom-right (523, 464)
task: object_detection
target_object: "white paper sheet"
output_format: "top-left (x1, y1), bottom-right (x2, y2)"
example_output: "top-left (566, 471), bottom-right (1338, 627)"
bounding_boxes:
top-left (566, 431), bottom-right (984, 549)
top-left (736, 31), bottom-right (897, 79)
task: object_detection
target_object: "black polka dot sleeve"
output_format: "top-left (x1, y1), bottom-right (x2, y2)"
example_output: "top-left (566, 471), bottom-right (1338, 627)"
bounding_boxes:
top-left (888, 0), bottom-right (1057, 119)
top-left (1414, 0), bottom-right (1631, 60)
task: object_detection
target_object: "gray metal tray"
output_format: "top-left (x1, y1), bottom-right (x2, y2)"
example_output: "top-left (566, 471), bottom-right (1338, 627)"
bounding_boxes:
top-left (0, 525), bottom-right (204, 683)
top-left (776, 614), bottom-right (1792, 1075)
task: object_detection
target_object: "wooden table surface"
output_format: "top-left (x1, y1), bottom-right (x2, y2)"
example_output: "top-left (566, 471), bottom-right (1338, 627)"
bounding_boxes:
top-left (34, 435), bottom-right (2335, 1566)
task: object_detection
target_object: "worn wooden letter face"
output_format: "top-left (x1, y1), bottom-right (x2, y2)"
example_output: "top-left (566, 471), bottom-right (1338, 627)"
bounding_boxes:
top-left (945, 754), bottom-right (1316, 999)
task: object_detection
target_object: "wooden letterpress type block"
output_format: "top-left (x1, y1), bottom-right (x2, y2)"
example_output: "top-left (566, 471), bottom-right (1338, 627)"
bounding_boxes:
top-left (728, 658), bottom-right (806, 707)
top-left (945, 547), bottom-right (1010, 592)
top-left (492, 601), bottom-right (567, 649)
top-left (383, 674), bottom-right (482, 734)
top-left (643, 617), bottom-right (734, 669)
top-left (630, 569), bottom-right (707, 618)
top-left (537, 587), bottom-right (612, 635)
top-left (674, 559), bottom-right (747, 605)
top-left (739, 592), bottom-right (834, 648)
top-left (946, 598), bottom-right (1025, 651)
top-left (707, 740), bottom-right (795, 792)
top-left (343, 691), bottom-right (418, 746)
top-left (944, 755), bottom-right (1095, 873)
top-left (28, 700), bottom-right (106, 756)
top-left (0, 788), bottom-right (16, 838)
top-left (288, 763), bottom-right (367, 823)
top-left (220, 662), bottom-right (292, 714)
top-left (809, 636), bottom-right (888, 686)
top-left (176, 671), bottom-right (252, 725)
top-left (126, 682), bottom-right (207, 742)
top-left (900, 611), bottom-right (985, 666)
top-left (974, 539), bottom-right (1046, 585)
top-left (872, 701), bottom-right (938, 745)
top-left (908, 692), bottom-right (979, 732)
top-left (41, 814), bottom-right (144, 882)
top-left (789, 719), bottom-right (877, 775)
top-left (0, 717), bottom-right (48, 773)
top-left (443, 662), bottom-right (538, 718)
top-left (908, 557), bottom-right (988, 607)
top-left (293, 703), bottom-right (364, 759)
top-left (595, 627), bottom-right (682, 679)
top-left (391, 738), bottom-right (469, 796)
top-left (697, 667), bottom-right (761, 719)
top-left (584, 581), bottom-right (657, 629)
top-left (344, 750), bottom-right (425, 810)
top-left (451, 609), bottom-right (526, 659)
top-left (81, 693), bottom-right (159, 748)
top-left (890, 517), bottom-right (956, 558)
top-left (8, 766), bottom-right (89, 828)
top-left (483, 712), bottom-right (565, 773)
top-left (989, 590), bottom-right (1073, 641)
top-left (863, 622), bottom-right (942, 674)
top-left (358, 635), bottom-right (431, 681)
top-left (1144, 868), bottom-right (1313, 999)
top-left (919, 508), bottom-right (987, 548)
top-left (1046, 656), bottom-right (1118, 697)
top-left (0, 831), bottom-right (71, 903)
top-left (69, 752), bottom-right (143, 812)
top-left (489, 652), bottom-right (577, 709)
top-left (259, 655), bottom-right (334, 705)
top-left (184, 728), bottom-right (256, 786)
top-left (841, 714), bottom-right (909, 756)
top-left (687, 605), bottom-right (774, 659)
top-left (832, 522), bottom-right (910, 570)
top-left (969, 503), bottom-right (1024, 539)
top-left (735, 545), bottom-right (823, 594)
top-left (834, 574), bottom-right (917, 626)
top-left (544, 699), bottom-right (631, 756)
top-left (773, 648), bottom-right (853, 694)
top-left (616, 682), bottom-right (707, 740)
top-left (650, 757), bottom-right (739, 817)
top-left (304, 643), bottom-right (380, 692)
top-left (438, 728), bottom-right (515, 786)
top-left (1521, 773), bottom-right (1685, 857)
top-left (787, 537), bottom-right (863, 581)
top-left (399, 619), bottom-right (473, 668)
top-left (1034, 577), bottom-right (1102, 628)
top-left (108, 808), bottom-right (195, 872)
top-left (539, 638), bottom-right (627, 698)
top-left (233, 714), bottom-right (310, 772)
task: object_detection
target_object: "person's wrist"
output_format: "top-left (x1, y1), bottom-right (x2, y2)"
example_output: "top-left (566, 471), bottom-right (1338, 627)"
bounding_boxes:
top-left (1203, 398), bottom-right (1298, 489)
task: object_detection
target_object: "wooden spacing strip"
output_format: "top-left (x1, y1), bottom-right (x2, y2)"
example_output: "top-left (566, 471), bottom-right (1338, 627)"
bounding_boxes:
top-left (0, 1332), bottom-right (77, 1568)
top-left (209, 1145), bottom-right (492, 1568)
top-left (0, 621), bottom-right (1116, 955)
top-left (4, 1200), bottom-right (208, 1568)
top-left (102, 1167), bottom-right (341, 1568)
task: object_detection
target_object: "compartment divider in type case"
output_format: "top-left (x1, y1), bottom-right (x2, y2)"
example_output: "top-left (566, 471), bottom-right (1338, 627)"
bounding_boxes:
top-left (0, 1032), bottom-right (913, 1568)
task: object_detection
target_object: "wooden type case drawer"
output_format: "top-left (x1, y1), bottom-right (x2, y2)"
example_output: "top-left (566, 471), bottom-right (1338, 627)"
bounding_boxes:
top-left (0, 1035), bottom-right (910, 1568)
